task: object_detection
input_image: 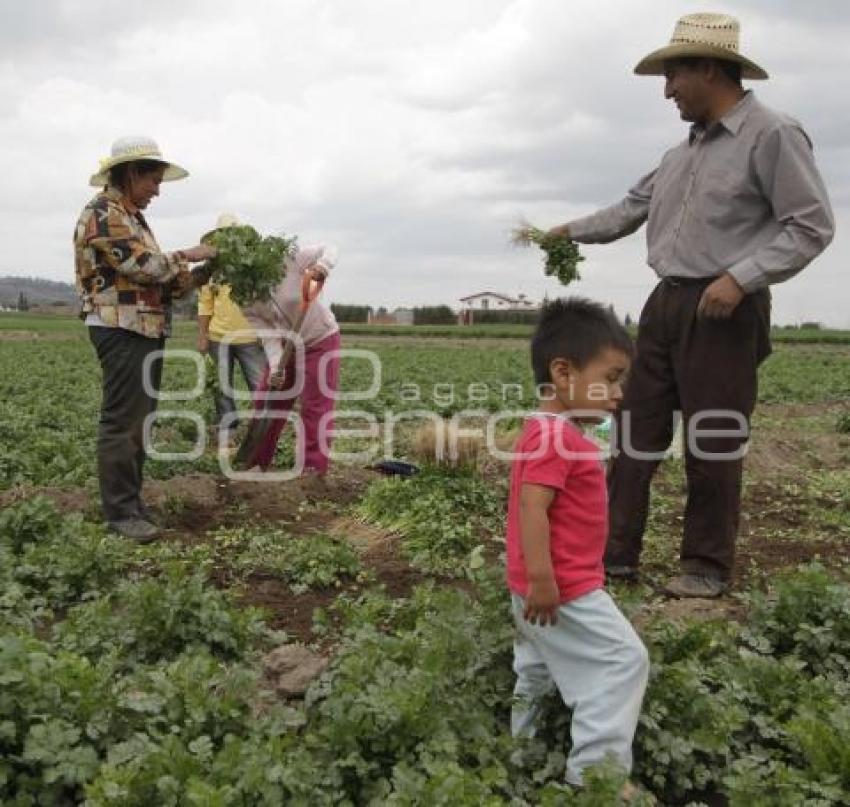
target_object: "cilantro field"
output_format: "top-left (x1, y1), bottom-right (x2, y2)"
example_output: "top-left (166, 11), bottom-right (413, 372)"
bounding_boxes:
top-left (1, 312), bottom-right (849, 805)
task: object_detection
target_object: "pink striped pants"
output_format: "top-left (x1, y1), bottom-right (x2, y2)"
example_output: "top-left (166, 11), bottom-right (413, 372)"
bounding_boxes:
top-left (250, 330), bottom-right (341, 474)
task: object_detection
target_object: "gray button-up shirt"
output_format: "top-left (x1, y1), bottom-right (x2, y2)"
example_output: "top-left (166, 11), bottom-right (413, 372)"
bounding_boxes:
top-left (566, 92), bottom-right (835, 292)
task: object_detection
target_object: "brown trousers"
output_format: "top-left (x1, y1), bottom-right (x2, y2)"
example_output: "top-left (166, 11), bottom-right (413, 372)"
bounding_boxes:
top-left (606, 278), bottom-right (771, 579)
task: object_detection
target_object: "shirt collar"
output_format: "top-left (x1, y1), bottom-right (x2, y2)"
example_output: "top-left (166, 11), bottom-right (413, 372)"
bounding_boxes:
top-left (689, 90), bottom-right (755, 144)
top-left (105, 183), bottom-right (139, 215)
top-left (718, 89), bottom-right (755, 136)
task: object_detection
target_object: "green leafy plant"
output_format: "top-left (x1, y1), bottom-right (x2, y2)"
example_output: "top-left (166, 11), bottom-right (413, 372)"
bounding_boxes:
top-left (218, 526), bottom-right (362, 593)
top-left (14, 521), bottom-right (131, 612)
top-left (740, 562), bottom-right (850, 679)
top-left (633, 565), bottom-right (850, 804)
top-left (55, 565), bottom-right (274, 668)
top-left (206, 225), bottom-right (296, 305)
top-left (512, 222), bottom-right (585, 286)
top-left (0, 631), bottom-right (117, 802)
top-left (0, 502), bottom-right (132, 625)
top-left (356, 469), bottom-right (504, 575)
top-left (0, 495), bottom-right (65, 553)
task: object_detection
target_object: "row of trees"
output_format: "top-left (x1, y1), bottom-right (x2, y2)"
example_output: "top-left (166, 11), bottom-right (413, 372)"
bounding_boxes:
top-left (329, 304), bottom-right (546, 325)
top-left (330, 304), bottom-right (372, 323)
top-left (329, 304), bottom-right (460, 324)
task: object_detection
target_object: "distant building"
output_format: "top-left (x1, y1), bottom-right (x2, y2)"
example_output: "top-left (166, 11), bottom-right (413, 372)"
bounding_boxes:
top-left (393, 307), bottom-right (414, 325)
top-left (459, 292), bottom-right (537, 311)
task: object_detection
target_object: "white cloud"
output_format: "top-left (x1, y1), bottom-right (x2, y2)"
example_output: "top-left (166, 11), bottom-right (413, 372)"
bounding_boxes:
top-left (0, 0), bottom-right (846, 325)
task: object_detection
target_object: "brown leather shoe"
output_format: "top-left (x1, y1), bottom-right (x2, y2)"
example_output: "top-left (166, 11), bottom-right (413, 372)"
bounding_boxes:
top-left (664, 573), bottom-right (728, 599)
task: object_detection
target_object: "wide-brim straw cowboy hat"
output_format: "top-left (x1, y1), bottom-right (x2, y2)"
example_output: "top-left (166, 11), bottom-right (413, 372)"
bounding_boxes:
top-left (201, 212), bottom-right (258, 244)
top-left (634, 12), bottom-right (768, 81)
top-left (89, 135), bottom-right (189, 187)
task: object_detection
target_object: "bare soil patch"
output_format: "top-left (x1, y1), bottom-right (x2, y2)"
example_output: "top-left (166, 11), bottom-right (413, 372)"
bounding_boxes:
top-left (746, 401), bottom-right (849, 476)
top-left (0, 484), bottom-right (96, 515)
top-left (633, 596), bottom-right (746, 632)
top-left (738, 535), bottom-right (848, 575)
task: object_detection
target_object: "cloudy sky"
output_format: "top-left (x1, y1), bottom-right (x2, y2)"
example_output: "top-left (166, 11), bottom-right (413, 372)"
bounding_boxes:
top-left (1, 0), bottom-right (847, 325)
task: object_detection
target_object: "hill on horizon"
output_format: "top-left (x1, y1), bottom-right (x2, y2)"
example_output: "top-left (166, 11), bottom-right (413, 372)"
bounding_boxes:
top-left (0, 276), bottom-right (76, 308)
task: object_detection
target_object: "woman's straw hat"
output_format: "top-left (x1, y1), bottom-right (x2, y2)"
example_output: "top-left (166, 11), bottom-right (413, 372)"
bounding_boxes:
top-left (88, 135), bottom-right (189, 187)
top-left (634, 13), bottom-right (768, 80)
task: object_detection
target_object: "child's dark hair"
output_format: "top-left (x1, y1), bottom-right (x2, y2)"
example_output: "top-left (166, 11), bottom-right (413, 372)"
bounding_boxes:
top-left (531, 297), bottom-right (633, 385)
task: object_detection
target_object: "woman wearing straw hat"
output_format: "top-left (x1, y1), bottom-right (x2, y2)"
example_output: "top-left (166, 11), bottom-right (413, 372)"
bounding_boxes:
top-left (547, 13), bottom-right (834, 597)
top-left (74, 135), bottom-right (216, 543)
top-left (197, 214), bottom-right (268, 448)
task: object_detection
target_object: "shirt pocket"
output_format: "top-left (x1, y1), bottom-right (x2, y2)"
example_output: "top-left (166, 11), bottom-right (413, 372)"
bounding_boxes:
top-left (698, 164), bottom-right (757, 226)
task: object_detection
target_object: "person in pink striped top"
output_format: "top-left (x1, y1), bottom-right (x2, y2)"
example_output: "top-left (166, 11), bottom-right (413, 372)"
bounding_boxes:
top-left (241, 244), bottom-right (340, 475)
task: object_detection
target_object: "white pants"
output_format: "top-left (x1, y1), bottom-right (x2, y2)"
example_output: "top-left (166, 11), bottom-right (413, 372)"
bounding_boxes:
top-left (511, 588), bottom-right (649, 786)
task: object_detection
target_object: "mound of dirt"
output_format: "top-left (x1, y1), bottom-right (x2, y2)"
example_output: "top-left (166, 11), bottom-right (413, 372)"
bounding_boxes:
top-left (219, 465), bottom-right (375, 527)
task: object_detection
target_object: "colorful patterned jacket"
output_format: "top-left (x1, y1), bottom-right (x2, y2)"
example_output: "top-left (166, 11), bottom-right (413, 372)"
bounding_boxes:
top-left (74, 186), bottom-right (194, 338)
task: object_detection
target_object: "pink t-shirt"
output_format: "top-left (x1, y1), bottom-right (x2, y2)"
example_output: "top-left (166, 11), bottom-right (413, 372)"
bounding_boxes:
top-left (506, 414), bottom-right (607, 603)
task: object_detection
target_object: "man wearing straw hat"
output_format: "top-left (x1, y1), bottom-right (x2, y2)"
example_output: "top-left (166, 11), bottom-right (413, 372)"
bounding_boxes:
top-left (549, 14), bottom-right (834, 597)
top-left (75, 136), bottom-right (216, 543)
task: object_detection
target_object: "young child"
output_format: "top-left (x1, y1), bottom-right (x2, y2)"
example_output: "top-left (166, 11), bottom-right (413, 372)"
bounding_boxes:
top-left (507, 297), bottom-right (649, 789)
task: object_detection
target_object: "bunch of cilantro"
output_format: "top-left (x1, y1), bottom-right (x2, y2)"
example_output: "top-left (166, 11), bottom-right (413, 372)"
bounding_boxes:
top-left (512, 222), bottom-right (585, 286)
top-left (205, 225), bottom-right (296, 305)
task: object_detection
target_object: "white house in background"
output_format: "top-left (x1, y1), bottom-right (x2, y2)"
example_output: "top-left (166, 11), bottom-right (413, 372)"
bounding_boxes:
top-left (392, 307), bottom-right (414, 325)
top-left (459, 292), bottom-right (537, 311)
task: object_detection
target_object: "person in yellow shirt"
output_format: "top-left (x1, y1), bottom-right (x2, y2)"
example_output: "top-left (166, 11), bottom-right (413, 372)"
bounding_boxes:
top-left (197, 214), bottom-right (268, 443)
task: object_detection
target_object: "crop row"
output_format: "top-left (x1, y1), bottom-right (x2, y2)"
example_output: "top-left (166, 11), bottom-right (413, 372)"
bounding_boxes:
top-left (1, 329), bottom-right (849, 489)
top-left (1, 496), bottom-right (849, 804)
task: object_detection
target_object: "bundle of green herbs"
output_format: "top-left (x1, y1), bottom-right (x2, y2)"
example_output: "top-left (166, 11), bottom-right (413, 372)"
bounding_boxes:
top-left (205, 225), bottom-right (296, 305)
top-left (512, 221), bottom-right (585, 286)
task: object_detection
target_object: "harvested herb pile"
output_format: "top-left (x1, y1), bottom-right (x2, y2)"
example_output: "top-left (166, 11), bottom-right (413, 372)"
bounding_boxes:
top-left (206, 225), bottom-right (296, 305)
top-left (512, 222), bottom-right (584, 286)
